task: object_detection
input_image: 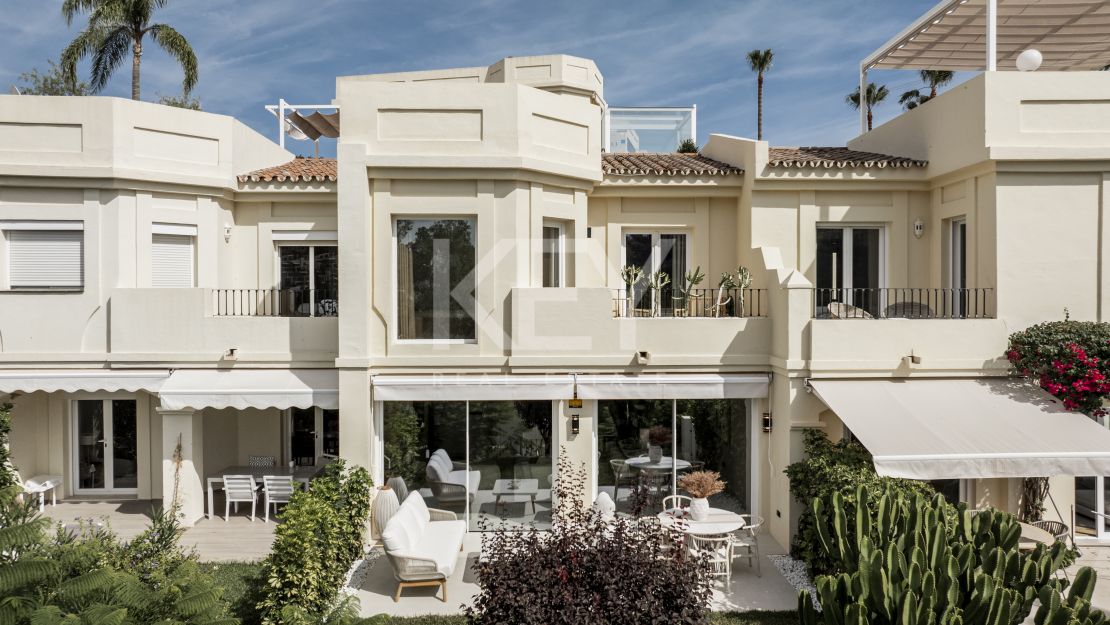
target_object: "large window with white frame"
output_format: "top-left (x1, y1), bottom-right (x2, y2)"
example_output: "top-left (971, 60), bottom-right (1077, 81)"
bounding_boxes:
top-left (622, 230), bottom-right (688, 314)
top-left (542, 221), bottom-right (565, 287)
top-left (395, 217), bottom-right (476, 341)
top-left (275, 238), bottom-right (338, 317)
top-left (815, 224), bottom-right (885, 317)
top-left (151, 223), bottom-right (197, 288)
top-left (2, 220), bottom-right (84, 290)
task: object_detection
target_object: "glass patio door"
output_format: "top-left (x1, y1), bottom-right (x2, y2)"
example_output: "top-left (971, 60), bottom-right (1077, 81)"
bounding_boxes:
top-left (816, 225), bottom-right (884, 316)
top-left (290, 407), bottom-right (340, 466)
top-left (73, 399), bottom-right (138, 493)
top-left (623, 231), bottom-right (688, 315)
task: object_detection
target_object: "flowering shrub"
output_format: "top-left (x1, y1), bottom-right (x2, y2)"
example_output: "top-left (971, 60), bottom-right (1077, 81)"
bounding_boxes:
top-left (1006, 319), bottom-right (1110, 417)
top-left (465, 454), bottom-right (712, 625)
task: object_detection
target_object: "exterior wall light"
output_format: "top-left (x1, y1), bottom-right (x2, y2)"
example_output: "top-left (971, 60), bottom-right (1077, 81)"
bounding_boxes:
top-left (913, 218), bottom-right (925, 239)
top-left (223, 224), bottom-right (232, 243)
top-left (568, 397), bottom-right (583, 435)
top-left (762, 412), bottom-right (773, 433)
top-left (1017, 49), bottom-right (1043, 72)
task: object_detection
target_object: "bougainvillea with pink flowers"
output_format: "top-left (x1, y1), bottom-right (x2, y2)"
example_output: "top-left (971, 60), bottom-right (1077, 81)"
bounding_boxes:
top-left (1007, 318), bottom-right (1110, 416)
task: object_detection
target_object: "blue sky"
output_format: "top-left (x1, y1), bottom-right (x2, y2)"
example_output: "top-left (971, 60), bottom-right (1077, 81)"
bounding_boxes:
top-left (0, 0), bottom-right (962, 157)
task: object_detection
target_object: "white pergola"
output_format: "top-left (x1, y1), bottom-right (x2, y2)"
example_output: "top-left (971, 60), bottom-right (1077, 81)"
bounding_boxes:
top-left (859, 0), bottom-right (1110, 131)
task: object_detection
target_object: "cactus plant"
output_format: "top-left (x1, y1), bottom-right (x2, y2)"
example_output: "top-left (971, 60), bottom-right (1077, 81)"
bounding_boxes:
top-left (734, 266), bottom-right (753, 315)
top-left (799, 484), bottom-right (1087, 625)
top-left (673, 266), bottom-right (705, 315)
top-left (646, 271), bottom-right (670, 317)
top-left (619, 265), bottom-right (645, 317)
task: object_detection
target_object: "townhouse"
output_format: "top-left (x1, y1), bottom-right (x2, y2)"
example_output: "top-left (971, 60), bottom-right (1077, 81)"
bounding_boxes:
top-left (4, 50), bottom-right (1110, 551)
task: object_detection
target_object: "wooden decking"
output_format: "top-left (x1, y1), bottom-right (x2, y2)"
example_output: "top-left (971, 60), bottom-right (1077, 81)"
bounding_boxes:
top-left (40, 497), bottom-right (278, 562)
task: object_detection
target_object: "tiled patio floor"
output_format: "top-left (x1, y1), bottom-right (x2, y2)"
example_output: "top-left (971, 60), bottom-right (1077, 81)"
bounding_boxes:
top-left (40, 497), bottom-right (277, 562)
top-left (349, 532), bottom-right (798, 618)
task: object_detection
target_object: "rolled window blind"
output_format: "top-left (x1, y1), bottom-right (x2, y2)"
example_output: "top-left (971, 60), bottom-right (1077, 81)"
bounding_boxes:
top-left (9, 230), bottom-right (84, 288)
top-left (151, 234), bottom-right (194, 287)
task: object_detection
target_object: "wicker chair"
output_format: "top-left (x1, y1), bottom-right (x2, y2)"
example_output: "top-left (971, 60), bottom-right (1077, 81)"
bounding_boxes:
top-left (689, 534), bottom-right (732, 581)
top-left (730, 514), bottom-right (765, 576)
top-left (662, 495), bottom-right (691, 512)
top-left (1031, 520), bottom-right (1070, 543)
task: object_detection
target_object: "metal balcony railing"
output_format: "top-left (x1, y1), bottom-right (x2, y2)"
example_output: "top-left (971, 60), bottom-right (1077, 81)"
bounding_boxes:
top-left (212, 288), bottom-right (338, 317)
top-left (612, 287), bottom-right (766, 318)
top-left (812, 288), bottom-right (993, 319)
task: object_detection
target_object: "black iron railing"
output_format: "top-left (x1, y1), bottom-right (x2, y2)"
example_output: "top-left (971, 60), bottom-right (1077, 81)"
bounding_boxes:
top-left (812, 288), bottom-right (993, 319)
top-left (611, 287), bottom-right (766, 318)
top-left (212, 288), bottom-right (338, 317)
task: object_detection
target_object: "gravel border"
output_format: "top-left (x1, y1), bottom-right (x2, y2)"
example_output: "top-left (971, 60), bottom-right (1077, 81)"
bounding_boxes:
top-left (768, 554), bottom-right (820, 610)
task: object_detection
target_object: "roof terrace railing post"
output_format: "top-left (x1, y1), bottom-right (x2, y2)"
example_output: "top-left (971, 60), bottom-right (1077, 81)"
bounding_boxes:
top-left (859, 66), bottom-right (868, 133)
top-left (986, 0), bottom-right (998, 71)
top-left (278, 98), bottom-right (286, 150)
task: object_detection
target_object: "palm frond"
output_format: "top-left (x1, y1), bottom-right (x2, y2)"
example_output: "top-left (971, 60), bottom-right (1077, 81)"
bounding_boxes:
top-left (174, 586), bottom-right (222, 617)
top-left (746, 48), bottom-right (773, 73)
top-left (59, 26), bottom-right (108, 93)
top-left (0, 516), bottom-right (51, 551)
top-left (61, 0), bottom-right (100, 26)
top-left (29, 605), bottom-right (65, 625)
top-left (79, 604), bottom-right (127, 625)
top-left (89, 25), bottom-right (132, 93)
top-left (148, 24), bottom-right (198, 94)
top-left (58, 568), bottom-right (114, 600)
top-left (0, 559), bottom-right (59, 594)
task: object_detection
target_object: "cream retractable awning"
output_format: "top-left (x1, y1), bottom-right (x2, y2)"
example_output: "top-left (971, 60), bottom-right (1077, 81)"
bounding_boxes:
top-left (0, 370), bottom-right (169, 394)
top-left (575, 374), bottom-right (769, 400)
top-left (810, 378), bottom-right (1110, 480)
top-left (159, 369), bottom-right (338, 411)
top-left (371, 375), bottom-right (575, 401)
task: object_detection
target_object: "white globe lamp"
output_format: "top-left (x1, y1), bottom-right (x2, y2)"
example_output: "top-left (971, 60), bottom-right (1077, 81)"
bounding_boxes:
top-left (1016, 49), bottom-right (1043, 72)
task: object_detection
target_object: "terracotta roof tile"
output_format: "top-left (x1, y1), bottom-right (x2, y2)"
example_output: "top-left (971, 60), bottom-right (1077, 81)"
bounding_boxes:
top-left (767, 147), bottom-right (927, 169)
top-left (602, 152), bottom-right (742, 177)
top-left (238, 157), bottom-right (338, 183)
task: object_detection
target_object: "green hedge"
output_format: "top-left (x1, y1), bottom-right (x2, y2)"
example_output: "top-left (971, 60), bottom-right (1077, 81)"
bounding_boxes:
top-left (785, 429), bottom-right (935, 575)
top-left (256, 460), bottom-right (373, 625)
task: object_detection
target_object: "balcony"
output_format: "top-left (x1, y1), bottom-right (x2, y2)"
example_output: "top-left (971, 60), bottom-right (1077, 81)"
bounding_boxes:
top-left (605, 107), bottom-right (695, 153)
top-left (811, 288), bottom-right (993, 320)
top-left (510, 288), bottom-right (770, 368)
top-left (108, 288), bottom-right (337, 364)
top-left (611, 287), bottom-right (767, 318)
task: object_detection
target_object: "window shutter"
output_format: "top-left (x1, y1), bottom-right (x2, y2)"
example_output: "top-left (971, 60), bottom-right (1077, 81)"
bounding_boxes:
top-left (9, 230), bottom-right (84, 288)
top-left (151, 234), bottom-right (195, 287)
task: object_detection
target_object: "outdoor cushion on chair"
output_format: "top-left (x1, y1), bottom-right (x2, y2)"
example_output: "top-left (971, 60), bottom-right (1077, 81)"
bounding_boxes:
top-left (425, 449), bottom-right (480, 505)
top-left (381, 492), bottom-right (467, 602)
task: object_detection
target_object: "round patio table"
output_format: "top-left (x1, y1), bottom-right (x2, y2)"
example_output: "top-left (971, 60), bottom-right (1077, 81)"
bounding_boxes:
top-left (657, 507), bottom-right (746, 535)
top-left (1018, 522), bottom-right (1056, 551)
top-left (625, 456), bottom-right (692, 472)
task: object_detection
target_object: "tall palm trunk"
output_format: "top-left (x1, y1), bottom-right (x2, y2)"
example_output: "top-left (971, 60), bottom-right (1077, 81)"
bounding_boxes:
top-left (131, 38), bottom-right (142, 100)
top-left (756, 74), bottom-right (764, 140)
top-left (929, 85), bottom-right (937, 99)
top-left (867, 106), bottom-right (873, 131)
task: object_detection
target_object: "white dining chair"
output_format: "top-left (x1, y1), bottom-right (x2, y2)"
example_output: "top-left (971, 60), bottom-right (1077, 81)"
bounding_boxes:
top-left (730, 514), bottom-right (764, 576)
top-left (662, 495), bottom-right (691, 512)
top-left (223, 475), bottom-right (258, 522)
top-left (689, 534), bottom-right (732, 581)
top-left (262, 475), bottom-right (295, 523)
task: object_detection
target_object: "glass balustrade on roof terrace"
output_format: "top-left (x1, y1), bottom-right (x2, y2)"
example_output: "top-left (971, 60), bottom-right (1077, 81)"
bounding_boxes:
top-left (605, 106), bottom-right (696, 153)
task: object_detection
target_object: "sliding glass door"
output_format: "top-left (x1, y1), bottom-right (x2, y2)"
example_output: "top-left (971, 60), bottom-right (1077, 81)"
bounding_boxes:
top-left (623, 231), bottom-right (688, 315)
top-left (382, 400), bottom-right (554, 531)
top-left (597, 399), bottom-right (752, 516)
top-left (816, 225), bottom-right (884, 317)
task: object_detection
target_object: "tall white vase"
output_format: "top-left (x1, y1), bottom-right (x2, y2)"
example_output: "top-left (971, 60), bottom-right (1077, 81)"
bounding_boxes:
top-left (689, 497), bottom-right (710, 522)
top-left (372, 487), bottom-right (400, 538)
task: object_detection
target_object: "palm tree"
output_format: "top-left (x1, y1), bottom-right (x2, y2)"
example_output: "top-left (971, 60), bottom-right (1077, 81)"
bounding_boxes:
top-left (846, 82), bottom-right (890, 131)
top-left (60, 0), bottom-right (197, 101)
top-left (899, 70), bottom-right (955, 110)
top-left (746, 49), bottom-right (774, 141)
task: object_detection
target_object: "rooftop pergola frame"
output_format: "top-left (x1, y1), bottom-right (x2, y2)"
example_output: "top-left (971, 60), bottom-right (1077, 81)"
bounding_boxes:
top-left (857, 0), bottom-right (1110, 131)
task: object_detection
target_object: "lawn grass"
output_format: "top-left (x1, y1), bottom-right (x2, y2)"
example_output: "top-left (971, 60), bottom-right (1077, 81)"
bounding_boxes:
top-left (199, 561), bottom-right (265, 625)
top-left (377, 612), bottom-right (798, 624)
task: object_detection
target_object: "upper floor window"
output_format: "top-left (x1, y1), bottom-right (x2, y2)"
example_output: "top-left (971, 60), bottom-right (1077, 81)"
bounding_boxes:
top-left (542, 221), bottom-right (565, 287)
top-left (151, 223), bottom-right (196, 288)
top-left (2, 220), bottom-right (84, 290)
top-left (815, 225), bottom-right (885, 316)
top-left (276, 237), bottom-right (338, 317)
top-left (396, 218), bottom-right (476, 342)
top-left (623, 230), bottom-right (688, 312)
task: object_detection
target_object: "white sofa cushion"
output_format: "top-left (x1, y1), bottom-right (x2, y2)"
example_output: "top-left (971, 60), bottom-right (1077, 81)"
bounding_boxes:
top-left (382, 493), bottom-right (432, 554)
top-left (408, 518), bottom-right (466, 576)
top-left (426, 455), bottom-right (453, 484)
top-left (448, 469), bottom-right (480, 492)
top-left (406, 491), bottom-right (430, 523)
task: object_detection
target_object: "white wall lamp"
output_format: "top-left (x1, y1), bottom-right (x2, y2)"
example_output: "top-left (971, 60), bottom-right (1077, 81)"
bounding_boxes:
top-left (913, 218), bottom-right (925, 239)
top-left (223, 224), bottom-right (232, 243)
top-left (1016, 49), bottom-right (1043, 72)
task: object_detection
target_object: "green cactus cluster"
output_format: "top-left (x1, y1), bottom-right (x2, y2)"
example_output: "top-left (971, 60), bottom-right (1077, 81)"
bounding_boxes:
top-left (798, 485), bottom-right (1101, 625)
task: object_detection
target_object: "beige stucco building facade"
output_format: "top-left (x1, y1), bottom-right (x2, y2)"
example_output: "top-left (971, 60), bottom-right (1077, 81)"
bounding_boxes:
top-left (3, 54), bottom-right (1109, 550)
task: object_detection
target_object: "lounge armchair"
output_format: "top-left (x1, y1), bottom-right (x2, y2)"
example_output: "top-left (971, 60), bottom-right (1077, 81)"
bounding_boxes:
top-left (425, 449), bottom-right (480, 509)
top-left (381, 492), bottom-right (466, 602)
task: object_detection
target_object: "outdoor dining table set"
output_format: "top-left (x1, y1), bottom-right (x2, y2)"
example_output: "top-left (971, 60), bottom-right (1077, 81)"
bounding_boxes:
top-left (657, 501), bottom-right (763, 582)
top-left (205, 460), bottom-right (319, 522)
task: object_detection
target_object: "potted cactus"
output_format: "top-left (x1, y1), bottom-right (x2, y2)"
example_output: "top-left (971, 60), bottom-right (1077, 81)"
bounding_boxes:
top-left (734, 266), bottom-right (753, 316)
top-left (646, 271), bottom-right (671, 317)
top-left (673, 266), bottom-right (705, 316)
top-left (619, 265), bottom-right (644, 317)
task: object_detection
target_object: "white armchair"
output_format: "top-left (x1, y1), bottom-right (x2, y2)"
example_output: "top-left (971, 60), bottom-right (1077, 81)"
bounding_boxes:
top-left (381, 492), bottom-right (467, 602)
top-left (424, 449), bottom-right (479, 509)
